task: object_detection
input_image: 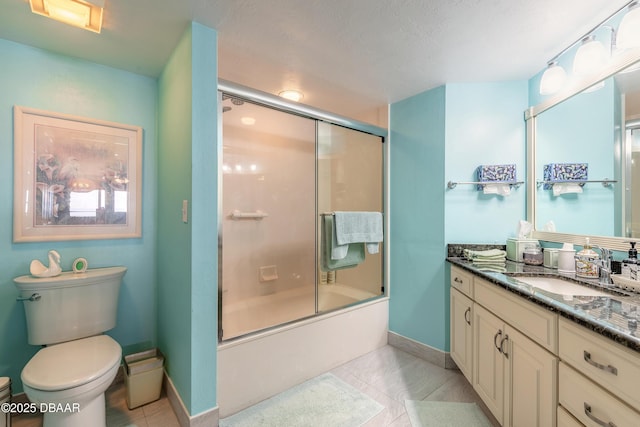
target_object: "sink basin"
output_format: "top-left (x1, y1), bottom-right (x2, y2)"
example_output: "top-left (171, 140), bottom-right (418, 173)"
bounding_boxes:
top-left (512, 276), bottom-right (610, 297)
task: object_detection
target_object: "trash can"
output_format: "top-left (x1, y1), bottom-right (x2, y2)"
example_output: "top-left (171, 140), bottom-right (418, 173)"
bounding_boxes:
top-left (123, 349), bottom-right (164, 409)
top-left (0, 377), bottom-right (10, 427)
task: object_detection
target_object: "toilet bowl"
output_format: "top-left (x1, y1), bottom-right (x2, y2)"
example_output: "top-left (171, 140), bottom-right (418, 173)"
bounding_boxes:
top-left (21, 335), bottom-right (122, 427)
top-left (14, 266), bottom-right (127, 427)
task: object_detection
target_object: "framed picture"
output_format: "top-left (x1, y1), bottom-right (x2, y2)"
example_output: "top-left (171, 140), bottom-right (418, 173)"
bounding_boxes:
top-left (13, 106), bottom-right (143, 242)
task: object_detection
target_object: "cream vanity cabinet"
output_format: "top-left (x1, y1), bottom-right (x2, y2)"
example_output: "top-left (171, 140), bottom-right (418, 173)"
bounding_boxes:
top-left (557, 317), bottom-right (640, 426)
top-left (450, 266), bottom-right (474, 381)
top-left (450, 266), bottom-right (558, 427)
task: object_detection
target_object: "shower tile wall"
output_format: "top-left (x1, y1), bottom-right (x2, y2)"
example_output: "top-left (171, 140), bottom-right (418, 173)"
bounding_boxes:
top-left (221, 101), bottom-right (317, 338)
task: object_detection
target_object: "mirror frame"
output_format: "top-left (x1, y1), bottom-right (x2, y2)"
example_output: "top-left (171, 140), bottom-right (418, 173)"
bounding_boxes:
top-left (525, 48), bottom-right (640, 251)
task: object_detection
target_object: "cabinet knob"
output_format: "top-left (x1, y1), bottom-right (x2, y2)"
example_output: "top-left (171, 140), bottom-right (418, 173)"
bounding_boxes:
top-left (464, 307), bottom-right (471, 325)
top-left (454, 277), bottom-right (463, 283)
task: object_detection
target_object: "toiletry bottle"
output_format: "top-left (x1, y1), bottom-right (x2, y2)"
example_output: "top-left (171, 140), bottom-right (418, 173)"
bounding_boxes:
top-left (575, 238), bottom-right (599, 279)
top-left (622, 241), bottom-right (638, 279)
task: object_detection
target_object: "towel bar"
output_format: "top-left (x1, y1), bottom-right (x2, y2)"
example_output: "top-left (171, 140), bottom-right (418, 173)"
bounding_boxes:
top-left (319, 211), bottom-right (384, 216)
top-left (535, 179), bottom-right (616, 189)
top-left (447, 181), bottom-right (524, 190)
top-left (230, 210), bottom-right (268, 220)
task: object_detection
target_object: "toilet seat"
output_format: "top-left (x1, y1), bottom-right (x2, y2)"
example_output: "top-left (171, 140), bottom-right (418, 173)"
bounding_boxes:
top-left (22, 335), bottom-right (121, 391)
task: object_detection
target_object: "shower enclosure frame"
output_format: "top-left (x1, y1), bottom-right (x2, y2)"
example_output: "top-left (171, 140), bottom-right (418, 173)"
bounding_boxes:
top-left (217, 80), bottom-right (389, 342)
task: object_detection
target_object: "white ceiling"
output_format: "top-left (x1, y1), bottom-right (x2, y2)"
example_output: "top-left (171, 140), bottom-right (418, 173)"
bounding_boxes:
top-left (0, 0), bottom-right (631, 124)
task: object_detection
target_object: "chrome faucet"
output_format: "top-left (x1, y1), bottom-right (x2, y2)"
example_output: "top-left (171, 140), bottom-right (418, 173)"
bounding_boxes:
top-left (593, 245), bottom-right (613, 286)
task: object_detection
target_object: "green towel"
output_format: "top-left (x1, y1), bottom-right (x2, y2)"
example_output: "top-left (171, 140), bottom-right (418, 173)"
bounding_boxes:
top-left (321, 215), bottom-right (365, 271)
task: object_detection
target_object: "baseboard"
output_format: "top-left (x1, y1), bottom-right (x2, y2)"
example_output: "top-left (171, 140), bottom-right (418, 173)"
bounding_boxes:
top-left (387, 331), bottom-right (457, 369)
top-left (164, 372), bottom-right (219, 427)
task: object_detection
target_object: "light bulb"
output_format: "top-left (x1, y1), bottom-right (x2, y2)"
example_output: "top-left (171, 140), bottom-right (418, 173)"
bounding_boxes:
top-left (539, 62), bottom-right (567, 95)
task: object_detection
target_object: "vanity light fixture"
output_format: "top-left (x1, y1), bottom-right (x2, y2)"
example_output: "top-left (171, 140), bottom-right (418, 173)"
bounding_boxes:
top-left (278, 90), bottom-right (304, 102)
top-left (538, 0), bottom-right (638, 95)
top-left (573, 35), bottom-right (608, 76)
top-left (29, 0), bottom-right (104, 33)
top-left (539, 61), bottom-right (567, 95)
top-left (617, 1), bottom-right (640, 51)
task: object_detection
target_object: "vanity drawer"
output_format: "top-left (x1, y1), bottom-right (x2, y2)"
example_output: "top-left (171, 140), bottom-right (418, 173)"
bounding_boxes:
top-left (559, 362), bottom-right (640, 427)
top-left (474, 277), bottom-right (558, 353)
top-left (450, 266), bottom-right (473, 297)
top-left (557, 406), bottom-right (582, 427)
top-left (559, 317), bottom-right (640, 411)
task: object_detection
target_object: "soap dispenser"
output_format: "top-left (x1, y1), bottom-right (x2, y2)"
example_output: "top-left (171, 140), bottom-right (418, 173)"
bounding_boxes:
top-left (575, 238), bottom-right (599, 279)
top-left (622, 241), bottom-right (638, 279)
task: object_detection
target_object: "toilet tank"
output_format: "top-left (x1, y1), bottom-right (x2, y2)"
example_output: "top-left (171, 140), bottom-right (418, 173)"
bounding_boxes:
top-left (14, 266), bottom-right (127, 345)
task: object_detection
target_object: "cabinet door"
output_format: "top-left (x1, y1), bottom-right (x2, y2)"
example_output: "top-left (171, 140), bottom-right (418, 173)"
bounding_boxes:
top-left (473, 304), bottom-right (505, 425)
top-left (504, 324), bottom-right (558, 427)
top-left (450, 288), bottom-right (473, 381)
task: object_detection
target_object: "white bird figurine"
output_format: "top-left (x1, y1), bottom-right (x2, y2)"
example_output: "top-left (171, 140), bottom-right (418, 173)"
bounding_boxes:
top-left (30, 250), bottom-right (62, 278)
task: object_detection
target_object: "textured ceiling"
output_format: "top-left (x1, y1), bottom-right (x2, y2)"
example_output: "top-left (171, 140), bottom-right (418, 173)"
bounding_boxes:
top-left (0, 0), bottom-right (631, 123)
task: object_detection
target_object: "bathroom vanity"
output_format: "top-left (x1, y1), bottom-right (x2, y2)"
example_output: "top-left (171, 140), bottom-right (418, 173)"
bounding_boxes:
top-left (447, 255), bottom-right (640, 427)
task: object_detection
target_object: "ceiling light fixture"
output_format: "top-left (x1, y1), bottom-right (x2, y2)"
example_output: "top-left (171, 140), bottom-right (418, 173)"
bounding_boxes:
top-left (539, 0), bottom-right (637, 95)
top-left (278, 90), bottom-right (304, 102)
top-left (29, 0), bottom-right (104, 33)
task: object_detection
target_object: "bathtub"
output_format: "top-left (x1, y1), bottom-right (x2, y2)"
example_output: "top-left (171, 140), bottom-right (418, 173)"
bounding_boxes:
top-left (318, 283), bottom-right (378, 311)
top-left (221, 283), bottom-right (379, 340)
top-left (218, 289), bottom-right (388, 417)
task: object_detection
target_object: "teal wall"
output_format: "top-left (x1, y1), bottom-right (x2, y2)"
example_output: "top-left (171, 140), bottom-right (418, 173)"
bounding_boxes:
top-left (157, 23), bottom-right (218, 416)
top-left (389, 86), bottom-right (447, 349)
top-left (444, 82), bottom-right (528, 243)
top-left (389, 81), bottom-right (528, 351)
top-left (0, 39), bottom-right (158, 392)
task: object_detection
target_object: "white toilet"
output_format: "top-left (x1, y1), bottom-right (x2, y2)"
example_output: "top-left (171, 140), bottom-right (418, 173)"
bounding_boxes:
top-left (14, 266), bottom-right (127, 427)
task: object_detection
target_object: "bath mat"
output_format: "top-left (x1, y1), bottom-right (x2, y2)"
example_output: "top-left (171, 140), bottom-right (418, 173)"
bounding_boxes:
top-left (405, 400), bottom-right (493, 427)
top-left (219, 373), bottom-right (383, 427)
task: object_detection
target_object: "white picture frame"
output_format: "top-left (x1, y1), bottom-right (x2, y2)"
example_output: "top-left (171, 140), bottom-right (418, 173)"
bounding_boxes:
top-left (13, 106), bottom-right (142, 242)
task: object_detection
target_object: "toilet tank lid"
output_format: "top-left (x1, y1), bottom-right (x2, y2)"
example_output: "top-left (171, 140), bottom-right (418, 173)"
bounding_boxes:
top-left (14, 266), bottom-right (127, 291)
top-left (21, 335), bottom-right (121, 391)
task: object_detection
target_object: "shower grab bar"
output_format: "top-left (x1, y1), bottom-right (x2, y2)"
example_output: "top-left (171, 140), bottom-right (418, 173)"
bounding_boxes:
top-left (230, 210), bottom-right (268, 220)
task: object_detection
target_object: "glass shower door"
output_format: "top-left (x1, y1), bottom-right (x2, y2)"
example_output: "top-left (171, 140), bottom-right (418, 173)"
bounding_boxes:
top-left (317, 122), bottom-right (384, 312)
top-left (220, 96), bottom-right (317, 340)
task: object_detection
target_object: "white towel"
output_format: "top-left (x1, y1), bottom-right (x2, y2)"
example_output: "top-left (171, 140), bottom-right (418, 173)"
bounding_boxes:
top-left (482, 183), bottom-right (511, 196)
top-left (552, 183), bottom-right (583, 196)
top-left (333, 211), bottom-right (383, 256)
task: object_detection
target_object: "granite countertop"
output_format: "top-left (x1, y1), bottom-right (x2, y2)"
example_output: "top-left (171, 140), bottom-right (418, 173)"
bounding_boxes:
top-left (447, 256), bottom-right (640, 353)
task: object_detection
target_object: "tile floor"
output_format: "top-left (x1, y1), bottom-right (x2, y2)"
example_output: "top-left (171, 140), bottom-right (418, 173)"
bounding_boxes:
top-left (11, 380), bottom-right (181, 427)
top-left (12, 344), bottom-right (498, 427)
top-left (328, 345), bottom-right (499, 426)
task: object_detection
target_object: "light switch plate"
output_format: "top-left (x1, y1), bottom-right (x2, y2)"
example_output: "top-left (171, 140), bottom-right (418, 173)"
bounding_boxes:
top-left (182, 200), bottom-right (188, 223)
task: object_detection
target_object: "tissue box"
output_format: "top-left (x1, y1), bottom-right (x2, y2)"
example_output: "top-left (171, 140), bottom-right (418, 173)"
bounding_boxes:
top-left (506, 238), bottom-right (540, 262)
top-left (543, 163), bottom-right (588, 190)
top-left (476, 164), bottom-right (516, 190)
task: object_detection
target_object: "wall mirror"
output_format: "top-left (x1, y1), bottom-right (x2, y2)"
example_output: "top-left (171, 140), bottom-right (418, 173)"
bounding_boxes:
top-left (526, 49), bottom-right (640, 251)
